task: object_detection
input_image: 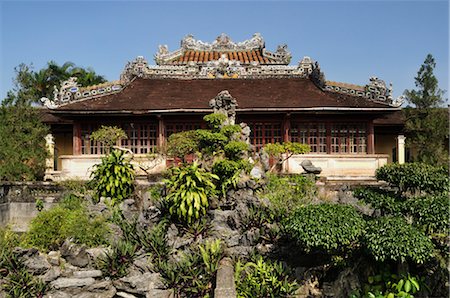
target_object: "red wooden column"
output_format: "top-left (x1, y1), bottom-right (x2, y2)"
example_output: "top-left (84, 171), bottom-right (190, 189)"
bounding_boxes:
top-left (157, 115), bottom-right (165, 148)
top-left (367, 121), bottom-right (375, 154)
top-left (73, 122), bottom-right (81, 155)
top-left (282, 113), bottom-right (291, 172)
top-left (283, 113), bottom-right (291, 143)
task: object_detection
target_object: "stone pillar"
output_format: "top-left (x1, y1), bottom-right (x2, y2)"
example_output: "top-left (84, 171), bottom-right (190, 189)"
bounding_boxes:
top-left (214, 257), bottom-right (237, 298)
top-left (397, 135), bottom-right (406, 164)
top-left (45, 133), bottom-right (55, 171)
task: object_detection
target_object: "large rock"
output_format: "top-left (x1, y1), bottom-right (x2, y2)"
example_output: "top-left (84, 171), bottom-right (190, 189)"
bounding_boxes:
top-left (146, 289), bottom-right (174, 298)
top-left (114, 271), bottom-right (165, 295)
top-left (72, 270), bottom-right (102, 278)
top-left (47, 251), bottom-right (61, 266)
top-left (60, 241), bottom-right (90, 268)
top-left (50, 277), bottom-right (95, 289)
top-left (86, 247), bottom-right (109, 262)
top-left (16, 248), bottom-right (51, 275)
top-left (39, 266), bottom-right (61, 282)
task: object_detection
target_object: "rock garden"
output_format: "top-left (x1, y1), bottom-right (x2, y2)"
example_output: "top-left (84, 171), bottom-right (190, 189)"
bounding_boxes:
top-left (0, 111), bottom-right (448, 298)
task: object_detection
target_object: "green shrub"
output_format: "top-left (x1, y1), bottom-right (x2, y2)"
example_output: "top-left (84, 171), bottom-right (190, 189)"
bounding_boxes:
top-left (0, 105), bottom-right (49, 181)
top-left (3, 264), bottom-right (47, 298)
top-left (354, 188), bottom-right (404, 215)
top-left (224, 141), bottom-right (249, 160)
top-left (140, 220), bottom-right (170, 263)
top-left (259, 174), bottom-right (316, 216)
top-left (0, 227), bottom-right (20, 277)
top-left (203, 113), bottom-right (227, 131)
top-left (97, 240), bottom-right (137, 279)
top-left (235, 255), bottom-right (298, 298)
top-left (364, 217), bottom-right (434, 264)
top-left (220, 124), bottom-right (241, 137)
top-left (90, 125), bottom-right (127, 150)
top-left (212, 159), bottom-right (247, 197)
top-left (165, 162), bottom-right (218, 224)
top-left (166, 130), bottom-right (199, 159)
top-left (196, 129), bottom-right (228, 153)
top-left (284, 203), bottom-right (365, 253)
top-left (23, 194), bottom-right (109, 251)
top-left (352, 268), bottom-right (424, 298)
top-left (375, 163), bottom-right (449, 194)
top-left (407, 194), bottom-right (449, 235)
top-left (90, 149), bottom-right (135, 205)
top-left (0, 227), bottom-right (47, 297)
top-left (158, 239), bottom-right (223, 297)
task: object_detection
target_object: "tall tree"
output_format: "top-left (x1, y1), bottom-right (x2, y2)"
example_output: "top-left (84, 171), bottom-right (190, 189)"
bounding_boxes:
top-left (3, 61), bottom-right (106, 106)
top-left (0, 61), bottom-right (106, 181)
top-left (0, 104), bottom-right (49, 181)
top-left (403, 54), bottom-right (448, 165)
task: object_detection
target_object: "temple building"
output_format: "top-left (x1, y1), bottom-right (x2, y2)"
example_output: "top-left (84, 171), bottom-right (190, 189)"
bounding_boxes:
top-left (41, 33), bottom-right (406, 181)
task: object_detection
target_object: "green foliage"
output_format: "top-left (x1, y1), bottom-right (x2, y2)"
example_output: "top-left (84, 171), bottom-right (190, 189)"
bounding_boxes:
top-left (0, 105), bottom-right (49, 181)
top-left (3, 265), bottom-right (47, 298)
top-left (166, 130), bottom-right (199, 159)
top-left (164, 162), bottom-right (218, 224)
top-left (354, 188), bottom-right (404, 215)
top-left (364, 217), bottom-right (434, 264)
top-left (259, 174), bottom-right (316, 216)
top-left (404, 108), bottom-right (448, 165)
top-left (97, 240), bottom-right (137, 279)
top-left (35, 199), bottom-right (44, 212)
top-left (224, 141), bottom-right (249, 160)
top-left (220, 124), bottom-right (241, 137)
top-left (404, 54), bottom-right (444, 109)
top-left (203, 113), bottom-right (227, 131)
top-left (235, 255), bottom-right (298, 298)
top-left (284, 203), bottom-right (365, 253)
top-left (403, 54), bottom-right (447, 165)
top-left (353, 268), bottom-right (424, 298)
top-left (140, 220), bottom-right (170, 263)
top-left (90, 149), bottom-right (135, 205)
top-left (375, 163), bottom-right (449, 194)
top-left (212, 159), bottom-right (247, 197)
top-left (264, 142), bottom-right (310, 156)
top-left (0, 228), bottom-right (47, 297)
top-left (196, 129), bottom-right (228, 153)
top-left (0, 227), bottom-right (20, 277)
top-left (90, 125), bottom-right (127, 149)
top-left (263, 142), bottom-right (310, 172)
top-left (23, 194), bottom-right (110, 251)
top-left (406, 194), bottom-right (449, 235)
top-left (3, 61), bottom-right (106, 106)
top-left (158, 239), bottom-right (224, 297)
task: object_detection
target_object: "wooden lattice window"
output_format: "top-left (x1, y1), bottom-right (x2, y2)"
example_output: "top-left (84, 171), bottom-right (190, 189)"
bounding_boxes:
top-left (80, 122), bottom-right (158, 155)
top-left (121, 123), bottom-right (158, 154)
top-left (247, 122), bottom-right (282, 150)
top-left (331, 123), bottom-right (366, 154)
top-left (291, 123), bottom-right (327, 153)
top-left (165, 122), bottom-right (204, 138)
top-left (81, 124), bottom-right (106, 155)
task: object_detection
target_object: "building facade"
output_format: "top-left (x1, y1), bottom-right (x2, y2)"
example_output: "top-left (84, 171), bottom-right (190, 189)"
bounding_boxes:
top-left (41, 33), bottom-right (406, 180)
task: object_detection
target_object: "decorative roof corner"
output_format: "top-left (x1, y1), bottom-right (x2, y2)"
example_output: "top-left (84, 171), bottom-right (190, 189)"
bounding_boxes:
top-left (41, 76), bottom-right (124, 109)
top-left (324, 76), bottom-right (404, 107)
top-left (120, 56), bottom-right (150, 83)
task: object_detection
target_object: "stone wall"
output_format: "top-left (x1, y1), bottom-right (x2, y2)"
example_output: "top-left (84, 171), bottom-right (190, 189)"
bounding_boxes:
top-left (0, 182), bottom-right (65, 232)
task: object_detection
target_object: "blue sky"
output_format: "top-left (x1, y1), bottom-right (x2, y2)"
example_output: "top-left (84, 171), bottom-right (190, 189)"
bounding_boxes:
top-left (1, 1), bottom-right (448, 101)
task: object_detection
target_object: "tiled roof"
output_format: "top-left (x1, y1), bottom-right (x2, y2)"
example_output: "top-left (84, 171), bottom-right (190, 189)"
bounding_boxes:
top-left (52, 78), bottom-right (395, 113)
top-left (326, 81), bottom-right (365, 92)
top-left (168, 49), bottom-right (280, 65)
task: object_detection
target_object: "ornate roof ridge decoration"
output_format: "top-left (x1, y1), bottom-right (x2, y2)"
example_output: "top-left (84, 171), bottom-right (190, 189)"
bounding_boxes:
top-left (42, 54), bottom-right (404, 109)
top-left (325, 76), bottom-right (405, 107)
top-left (154, 33), bottom-right (291, 65)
